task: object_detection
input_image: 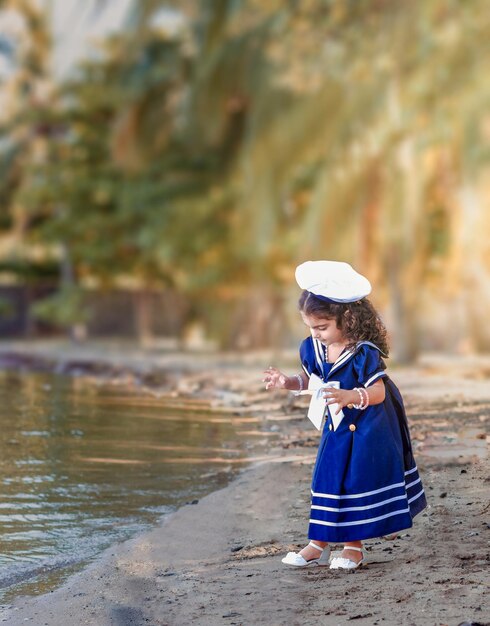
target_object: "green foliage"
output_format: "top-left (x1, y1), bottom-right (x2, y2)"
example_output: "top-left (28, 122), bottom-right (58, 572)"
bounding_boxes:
top-left (32, 286), bottom-right (90, 327)
top-left (0, 296), bottom-right (15, 318)
top-left (0, 259), bottom-right (59, 280)
top-left (2, 0), bottom-right (490, 352)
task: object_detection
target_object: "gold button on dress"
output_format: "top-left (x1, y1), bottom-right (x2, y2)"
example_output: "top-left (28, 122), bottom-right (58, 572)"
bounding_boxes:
top-left (349, 424), bottom-right (356, 432)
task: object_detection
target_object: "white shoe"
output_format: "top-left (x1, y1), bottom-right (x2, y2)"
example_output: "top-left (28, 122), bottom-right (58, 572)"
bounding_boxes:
top-left (329, 545), bottom-right (364, 570)
top-left (282, 541), bottom-right (330, 567)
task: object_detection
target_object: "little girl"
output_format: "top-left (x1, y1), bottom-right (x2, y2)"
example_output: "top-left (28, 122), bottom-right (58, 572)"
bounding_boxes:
top-left (264, 260), bottom-right (426, 570)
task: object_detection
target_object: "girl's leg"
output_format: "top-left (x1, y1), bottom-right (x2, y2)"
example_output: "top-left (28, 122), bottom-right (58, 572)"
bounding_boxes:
top-left (282, 538), bottom-right (331, 567)
top-left (299, 540), bottom-right (328, 561)
top-left (341, 540), bottom-right (363, 564)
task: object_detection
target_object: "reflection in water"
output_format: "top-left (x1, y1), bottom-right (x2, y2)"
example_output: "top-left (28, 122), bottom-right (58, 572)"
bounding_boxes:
top-left (0, 371), bottom-right (261, 604)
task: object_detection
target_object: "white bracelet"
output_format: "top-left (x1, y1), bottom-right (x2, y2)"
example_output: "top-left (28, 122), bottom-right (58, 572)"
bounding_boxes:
top-left (353, 387), bottom-right (364, 409)
top-left (353, 387), bottom-right (369, 410)
top-left (361, 387), bottom-right (370, 409)
top-left (291, 374), bottom-right (304, 395)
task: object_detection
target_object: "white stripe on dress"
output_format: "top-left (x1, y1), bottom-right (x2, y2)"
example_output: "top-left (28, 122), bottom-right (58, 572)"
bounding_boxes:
top-left (312, 338), bottom-right (324, 371)
top-left (329, 349), bottom-right (355, 376)
top-left (311, 480), bottom-right (406, 500)
top-left (310, 507), bottom-right (410, 527)
top-left (405, 477), bottom-right (421, 490)
top-left (311, 493), bottom-right (407, 513)
top-left (404, 466), bottom-right (418, 476)
top-left (408, 489), bottom-right (425, 505)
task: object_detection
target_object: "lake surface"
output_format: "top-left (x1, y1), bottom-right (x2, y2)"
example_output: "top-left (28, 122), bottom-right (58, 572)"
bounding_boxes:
top-left (0, 370), bottom-right (271, 604)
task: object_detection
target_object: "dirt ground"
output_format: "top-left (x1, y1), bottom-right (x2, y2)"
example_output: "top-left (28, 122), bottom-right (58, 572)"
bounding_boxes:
top-left (0, 345), bottom-right (488, 626)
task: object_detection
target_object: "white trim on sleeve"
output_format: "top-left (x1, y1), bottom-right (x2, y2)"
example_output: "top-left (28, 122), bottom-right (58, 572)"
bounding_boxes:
top-left (363, 371), bottom-right (387, 388)
top-left (301, 364), bottom-right (311, 378)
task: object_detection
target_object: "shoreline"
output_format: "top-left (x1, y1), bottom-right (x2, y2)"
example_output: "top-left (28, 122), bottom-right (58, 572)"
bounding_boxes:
top-left (0, 342), bottom-right (489, 624)
top-left (1, 452), bottom-right (488, 625)
top-left (0, 458), bottom-right (314, 625)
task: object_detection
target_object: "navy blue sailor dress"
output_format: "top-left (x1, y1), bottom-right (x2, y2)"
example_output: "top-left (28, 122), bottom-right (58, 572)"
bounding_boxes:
top-left (300, 337), bottom-right (427, 543)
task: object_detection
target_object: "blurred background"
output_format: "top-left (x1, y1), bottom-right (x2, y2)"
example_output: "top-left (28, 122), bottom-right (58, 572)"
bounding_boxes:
top-left (1, 0), bottom-right (490, 362)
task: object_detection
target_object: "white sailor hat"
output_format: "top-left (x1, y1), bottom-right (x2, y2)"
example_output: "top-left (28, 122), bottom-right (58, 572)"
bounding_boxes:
top-left (295, 260), bottom-right (371, 303)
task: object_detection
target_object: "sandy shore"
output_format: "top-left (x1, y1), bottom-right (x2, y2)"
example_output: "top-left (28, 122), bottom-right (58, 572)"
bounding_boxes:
top-left (0, 344), bottom-right (489, 625)
top-left (1, 458), bottom-right (488, 625)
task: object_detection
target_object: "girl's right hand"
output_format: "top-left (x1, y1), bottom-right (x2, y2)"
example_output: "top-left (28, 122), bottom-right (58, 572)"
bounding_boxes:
top-left (262, 366), bottom-right (288, 390)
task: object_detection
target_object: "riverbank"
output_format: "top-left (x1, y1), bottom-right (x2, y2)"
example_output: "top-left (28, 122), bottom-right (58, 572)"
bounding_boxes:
top-left (0, 342), bottom-right (489, 625)
top-left (1, 457), bottom-right (488, 625)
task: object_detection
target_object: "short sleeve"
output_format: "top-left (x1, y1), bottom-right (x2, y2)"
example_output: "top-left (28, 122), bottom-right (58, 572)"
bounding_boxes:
top-left (299, 337), bottom-right (324, 379)
top-left (352, 344), bottom-right (387, 387)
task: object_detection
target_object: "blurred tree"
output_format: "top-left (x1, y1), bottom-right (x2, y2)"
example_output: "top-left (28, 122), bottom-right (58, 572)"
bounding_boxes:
top-left (2, 0), bottom-right (490, 354)
top-left (203, 0), bottom-right (490, 357)
top-left (13, 8), bottom-right (236, 343)
top-left (0, 0), bottom-right (64, 335)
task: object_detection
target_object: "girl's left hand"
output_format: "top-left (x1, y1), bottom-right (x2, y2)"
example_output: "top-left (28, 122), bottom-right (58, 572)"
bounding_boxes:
top-left (262, 366), bottom-right (288, 390)
top-left (322, 388), bottom-right (358, 414)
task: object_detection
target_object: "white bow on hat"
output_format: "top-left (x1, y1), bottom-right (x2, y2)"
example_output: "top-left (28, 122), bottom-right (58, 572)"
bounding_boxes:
top-left (295, 260), bottom-right (371, 303)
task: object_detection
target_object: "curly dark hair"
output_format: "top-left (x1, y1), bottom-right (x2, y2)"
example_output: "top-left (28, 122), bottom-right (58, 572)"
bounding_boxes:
top-left (298, 291), bottom-right (389, 356)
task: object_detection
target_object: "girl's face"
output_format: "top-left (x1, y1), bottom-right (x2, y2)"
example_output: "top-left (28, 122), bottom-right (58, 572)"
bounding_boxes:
top-left (300, 312), bottom-right (345, 347)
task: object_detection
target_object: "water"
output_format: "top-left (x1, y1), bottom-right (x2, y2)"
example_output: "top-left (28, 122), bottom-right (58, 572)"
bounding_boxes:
top-left (0, 370), bottom-right (267, 603)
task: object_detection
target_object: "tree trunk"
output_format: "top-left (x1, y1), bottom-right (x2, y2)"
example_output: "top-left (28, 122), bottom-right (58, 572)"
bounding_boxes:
top-left (225, 287), bottom-right (285, 350)
top-left (134, 290), bottom-right (154, 347)
top-left (60, 242), bottom-right (87, 343)
top-left (386, 248), bottom-right (419, 364)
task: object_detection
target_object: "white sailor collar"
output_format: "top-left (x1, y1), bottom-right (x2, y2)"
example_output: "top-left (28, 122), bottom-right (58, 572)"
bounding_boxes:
top-left (314, 340), bottom-right (386, 378)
